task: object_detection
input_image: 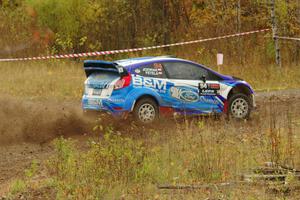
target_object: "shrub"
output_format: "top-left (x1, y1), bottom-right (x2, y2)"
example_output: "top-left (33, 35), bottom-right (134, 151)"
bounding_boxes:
top-left (48, 128), bottom-right (146, 199)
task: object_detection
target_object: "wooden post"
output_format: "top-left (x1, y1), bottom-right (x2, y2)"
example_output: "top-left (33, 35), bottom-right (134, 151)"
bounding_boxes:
top-left (271, 0), bottom-right (282, 67)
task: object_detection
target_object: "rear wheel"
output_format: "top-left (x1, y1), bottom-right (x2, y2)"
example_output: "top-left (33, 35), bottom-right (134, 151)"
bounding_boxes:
top-left (228, 93), bottom-right (251, 119)
top-left (133, 98), bottom-right (158, 124)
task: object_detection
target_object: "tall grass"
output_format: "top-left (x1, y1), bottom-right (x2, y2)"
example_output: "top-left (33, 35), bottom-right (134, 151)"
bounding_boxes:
top-left (32, 99), bottom-right (299, 199)
top-left (0, 60), bottom-right (300, 102)
top-left (0, 60), bottom-right (85, 100)
top-left (220, 64), bottom-right (300, 91)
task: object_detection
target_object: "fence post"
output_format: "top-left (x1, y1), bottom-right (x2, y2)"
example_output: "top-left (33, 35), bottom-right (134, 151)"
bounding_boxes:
top-left (217, 53), bottom-right (223, 72)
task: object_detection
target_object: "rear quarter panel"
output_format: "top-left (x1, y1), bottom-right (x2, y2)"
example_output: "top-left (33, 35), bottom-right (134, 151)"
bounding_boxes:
top-left (123, 75), bottom-right (166, 110)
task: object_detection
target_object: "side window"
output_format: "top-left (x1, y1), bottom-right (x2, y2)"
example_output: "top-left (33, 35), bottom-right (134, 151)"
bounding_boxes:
top-left (163, 62), bottom-right (209, 80)
top-left (133, 63), bottom-right (166, 78)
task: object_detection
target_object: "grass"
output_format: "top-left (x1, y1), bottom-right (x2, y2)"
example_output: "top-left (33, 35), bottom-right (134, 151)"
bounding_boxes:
top-left (0, 59), bottom-right (300, 101)
top-left (1, 58), bottom-right (300, 199)
top-left (0, 60), bottom-right (85, 101)
top-left (220, 64), bottom-right (300, 92)
top-left (9, 99), bottom-right (300, 199)
top-left (9, 179), bottom-right (27, 196)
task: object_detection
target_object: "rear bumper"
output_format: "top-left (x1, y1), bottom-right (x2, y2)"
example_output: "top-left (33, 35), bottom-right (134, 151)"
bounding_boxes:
top-left (82, 95), bottom-right (106, 111)
top-left (82, 95), bottom-right (129, 117)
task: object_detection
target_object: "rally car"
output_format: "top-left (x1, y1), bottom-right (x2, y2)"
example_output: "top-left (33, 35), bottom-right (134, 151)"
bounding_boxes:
top-left (82, 56), bottom-right (255, 123)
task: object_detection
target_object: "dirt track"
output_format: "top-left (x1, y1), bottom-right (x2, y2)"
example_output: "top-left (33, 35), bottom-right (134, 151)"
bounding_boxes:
top-left (1, 89), bottom-right (300, 196)
top-left (0, 97), bottom-right (93, 195)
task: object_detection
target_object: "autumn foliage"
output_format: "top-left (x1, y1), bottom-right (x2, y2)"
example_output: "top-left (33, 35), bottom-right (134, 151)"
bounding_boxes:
top-left (0, 0), bottom-right (300, 65)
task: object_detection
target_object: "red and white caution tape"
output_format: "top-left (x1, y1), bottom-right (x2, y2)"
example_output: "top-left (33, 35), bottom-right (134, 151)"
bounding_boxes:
top-left (0, 28), bottom-right (270, 62)
top-left (276, 36), bottom-right (300, 41)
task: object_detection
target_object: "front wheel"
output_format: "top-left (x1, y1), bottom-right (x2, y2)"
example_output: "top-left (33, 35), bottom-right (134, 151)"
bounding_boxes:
top-left (228, 93), bottom-right (252, 119)
top-left (133, 98), bottom-right (159, 124)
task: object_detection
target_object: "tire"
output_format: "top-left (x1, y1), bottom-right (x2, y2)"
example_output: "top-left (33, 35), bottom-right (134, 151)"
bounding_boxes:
top-left (228, 93), bottom-right (252, 119)
top-left (133, 98), bottom-right (159, 124)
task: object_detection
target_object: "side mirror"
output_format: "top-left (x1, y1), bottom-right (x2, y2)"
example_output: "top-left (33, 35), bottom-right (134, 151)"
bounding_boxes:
top-left (201, 75), bottom-right (206, 83)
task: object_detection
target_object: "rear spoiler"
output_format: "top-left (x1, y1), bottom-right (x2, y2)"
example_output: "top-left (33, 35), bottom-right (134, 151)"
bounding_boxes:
top-left (83, 60), bottom-right (128, 77)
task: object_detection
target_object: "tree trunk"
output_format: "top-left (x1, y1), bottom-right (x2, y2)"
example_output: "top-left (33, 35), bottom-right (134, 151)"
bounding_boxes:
top-left (296, 0), bottom-right (300, 65)
top-left (162, 0), bottom-right (170, 51)
top-left (237, 0), bottom-right (243, 65)
top-left (271, 0), bottom-right (282, 67)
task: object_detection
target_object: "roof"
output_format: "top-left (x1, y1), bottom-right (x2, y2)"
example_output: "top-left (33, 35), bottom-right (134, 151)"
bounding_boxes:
top-left (114, 56), bottom-right (182, 67)
top-left (84, 56), bottom-right (235, 81)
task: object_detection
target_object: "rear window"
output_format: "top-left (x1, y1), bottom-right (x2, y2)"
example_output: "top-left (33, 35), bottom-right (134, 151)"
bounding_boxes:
top-left (133, 63), bottom-right (167, 78)
top-left (89, 71), bottom-right (119, 80)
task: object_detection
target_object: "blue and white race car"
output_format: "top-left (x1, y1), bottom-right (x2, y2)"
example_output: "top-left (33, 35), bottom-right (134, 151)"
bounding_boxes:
top-left (82, 56), bottom-right (255, 123)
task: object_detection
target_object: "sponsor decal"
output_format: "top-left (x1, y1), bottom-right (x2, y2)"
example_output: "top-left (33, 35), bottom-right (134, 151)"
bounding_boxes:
top-left (142, 67), bottom-right (161, 76)
top-left (109, 98), bottom-right (125, 103)
top-left (87, 81), bottom-right (110, 89)
top-left (170, 86), bottom-right (220, 104)
top-left (92, 89), bottom-right (102, 96)
top-left (134, 69), bottom-right (141, 74)
top-left (181, 90), bottom-right (199, 102)
top-left (133, 76), bottom-right (167, 92)
top-left (208, 83), bottom-right (220, 90)
top-left (153, 63), bottom-right (162, 68)
top-left (199, 96), bottom-right (219, 105)
top-left (153, 63), bottom-right (163, 70)
top-left (116, 66), bottom-right (124, 73)
top-left (170, 87), bottom-right (199, 102)
top-left (87, 98), bottom-right (102, 106)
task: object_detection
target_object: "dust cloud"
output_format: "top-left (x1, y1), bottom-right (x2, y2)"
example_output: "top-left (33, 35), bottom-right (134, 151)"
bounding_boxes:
top-left (0, 96), bottom-right (90, 145)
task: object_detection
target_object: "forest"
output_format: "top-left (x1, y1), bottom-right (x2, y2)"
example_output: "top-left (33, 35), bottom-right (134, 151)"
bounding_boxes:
top-left (0, 0), bottom-right (300, 66)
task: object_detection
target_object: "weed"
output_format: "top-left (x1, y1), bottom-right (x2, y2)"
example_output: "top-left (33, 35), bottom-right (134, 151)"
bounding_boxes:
top-left (9, 179), bottom-right (26, 195)
top-left (24, 160), bottom-right (39, 179)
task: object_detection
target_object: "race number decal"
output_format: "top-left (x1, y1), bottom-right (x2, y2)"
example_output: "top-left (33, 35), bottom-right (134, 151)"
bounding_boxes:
top-left (199, 83), bottom-right (220, 95)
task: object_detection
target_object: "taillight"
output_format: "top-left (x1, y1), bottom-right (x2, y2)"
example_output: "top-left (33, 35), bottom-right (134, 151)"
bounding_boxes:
top-left (114, 74), bottom-right (131, 90)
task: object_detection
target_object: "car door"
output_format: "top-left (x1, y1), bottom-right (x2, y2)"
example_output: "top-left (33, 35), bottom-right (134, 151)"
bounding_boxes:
top-left (131, 62), bottom-right (184, 111)
top-left (162, 61), bottom-right (223, 114)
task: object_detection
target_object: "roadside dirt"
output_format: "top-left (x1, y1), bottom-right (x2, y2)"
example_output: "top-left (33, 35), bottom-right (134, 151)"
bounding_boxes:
top-left (0, 96), bottom-right (94, 196)
top-left (1, 89), bottom-right (300, 196)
